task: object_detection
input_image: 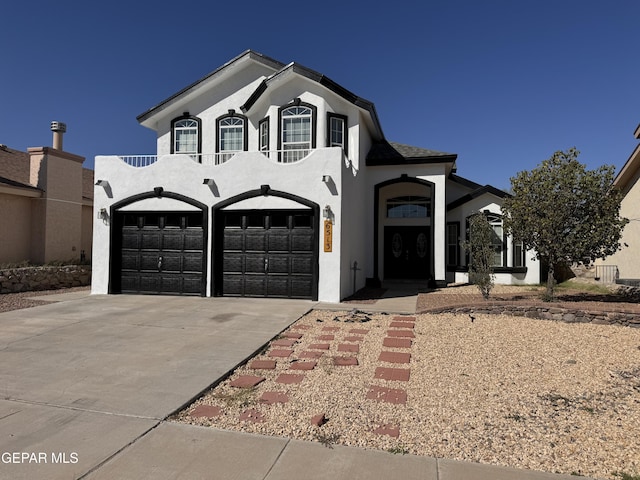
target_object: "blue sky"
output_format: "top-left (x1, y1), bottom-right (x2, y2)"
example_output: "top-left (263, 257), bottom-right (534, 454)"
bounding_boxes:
top-left (1, 0), bottom-right (637, 189)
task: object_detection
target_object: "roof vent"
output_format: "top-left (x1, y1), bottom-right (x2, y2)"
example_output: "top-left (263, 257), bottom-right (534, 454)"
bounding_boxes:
top-left (50, 121), bottom-right (67, 133)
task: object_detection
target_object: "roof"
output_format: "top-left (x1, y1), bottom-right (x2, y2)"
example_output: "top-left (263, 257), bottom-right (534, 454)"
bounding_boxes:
top-left (366, 141), bottom-right (457, 166)
top-left (137, 50), bottom-right (285, 126)
top-left (613, 123), bottom-right (640, 193)
top-left (448, 173), bottom-right (484, 190)
top-left (0, 145), bottom-right (31, 185)
top-left (0, 175), bottom-right (39, 191)
top-left (447, 184), bottom-right (510, 211)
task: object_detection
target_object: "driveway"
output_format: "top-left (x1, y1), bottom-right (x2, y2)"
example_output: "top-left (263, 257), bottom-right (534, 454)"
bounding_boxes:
top-left (0, 294), bottom-right (313, 479)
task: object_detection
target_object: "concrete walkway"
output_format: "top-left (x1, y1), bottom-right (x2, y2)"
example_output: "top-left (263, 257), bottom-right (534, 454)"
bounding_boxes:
top-left (0, 291), bottom-right (585, 479)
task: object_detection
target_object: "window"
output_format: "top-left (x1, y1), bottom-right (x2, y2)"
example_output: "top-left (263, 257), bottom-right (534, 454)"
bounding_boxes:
top-left (513, 240), bottom-right (525, 267)
top-left (259, 117), bottom-right (269, 156)
top-left (217, 113), bottom-right (247, 163)
top-left (327, 113), bottom-right (347, 153)
top-left (487, 213), bottom-right (505, 267)
top-left (386, 196), bottom-right (431, 218)
top-left (171, 114), bottom-right (201, 159)
top-left (447, 222), bottom-right (460, 266)
top-left (278, 102), bottom-right (316, 163)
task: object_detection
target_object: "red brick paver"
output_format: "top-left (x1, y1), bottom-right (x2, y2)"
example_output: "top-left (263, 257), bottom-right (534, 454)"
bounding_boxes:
top-left (281, 332), bottom-right (303, 339)
top-left (260, 392), bottom-right (289, 404)
top-left (308, 343), bottom-right (331, 350)
top-left (333, 356), bottom-right (359, 366)
top-left (322, 326), bottom-right (340, 332)
top-left (337, 343), bottom-right (359, 353)
top-left (344, 336), bottom-right (364, 342)
top-left (393, 316), bottom-right (416, 322)
top-left (299, 351), bottom-right (324, 359)
top-left (230, 375), bottom-right (265, 388)
top-left (374, 367), bottom-right (410, 382)
top-left (249, 359), bottom-right (277, 370)
top-left (349, 328), bottom-right (369, 335)
top-left (379, 351), bottom-right (411, 364)
top-left (268, 349), bottom-right (294, 358)
top-left (239, 408), bottom-right (264, 423)
top-left (276, 373), bottom-right (305, 384)
top-left (382, 337), bottom-right (412, 348)
top-left (373, 424), bottom-right (400, 438)
top-left (290, 361), bottom-right (317, 371)
top-left (386, 330), bottom-right (415, 338)
top-left (190, 405), bottom-right (222, 418)
top-left (366, 386), bottom-right (407, 404)
top-left (311, 414), bottom-right (328, 426)
top-left (389, 321), bottom-right (415, 329)
top-left (317, 334), bottom-right (335, 341)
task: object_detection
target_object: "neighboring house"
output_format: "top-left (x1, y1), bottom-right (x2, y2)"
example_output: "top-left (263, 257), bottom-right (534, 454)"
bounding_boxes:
top-left (0, 123), bottom-right (93, 264)
top-left (595, 123), bottom-right (640, 285)
top-left (91, 50), bottom-right (539, 302)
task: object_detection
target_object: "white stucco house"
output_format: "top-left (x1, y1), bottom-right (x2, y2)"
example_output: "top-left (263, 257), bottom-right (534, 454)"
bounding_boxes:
top-left (91, 50), bottom-right (539, 302)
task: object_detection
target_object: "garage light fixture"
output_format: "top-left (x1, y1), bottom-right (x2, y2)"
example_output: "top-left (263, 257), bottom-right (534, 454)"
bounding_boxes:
top-left (323, 205), bottom-right (332, 220)
top-left (203, 178), bottom-right (215, 186)
top-left (95, 179), bottom-right (110, 188)
top-left (97, 208), bottom-right (110, 224)
top-left (322, 175), bottom-right (332, 183)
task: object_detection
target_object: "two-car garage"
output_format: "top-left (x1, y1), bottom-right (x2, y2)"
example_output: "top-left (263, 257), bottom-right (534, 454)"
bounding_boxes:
top-left (110, 197), bottom-right (318, 300)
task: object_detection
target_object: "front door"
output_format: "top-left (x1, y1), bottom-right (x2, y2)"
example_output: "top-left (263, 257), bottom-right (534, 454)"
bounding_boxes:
top-left (384, 226), bottom-right (430, 279)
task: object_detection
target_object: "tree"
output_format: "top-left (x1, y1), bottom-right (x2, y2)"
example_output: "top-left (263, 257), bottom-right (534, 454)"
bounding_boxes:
top-left (462, 212), bottom-right (495, 299)
top-left (501, 148), bottom-right (628, 299)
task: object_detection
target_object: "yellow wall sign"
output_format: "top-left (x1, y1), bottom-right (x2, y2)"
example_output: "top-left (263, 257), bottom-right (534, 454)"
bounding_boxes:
top-left (324, 220), bottom-right (333, 252)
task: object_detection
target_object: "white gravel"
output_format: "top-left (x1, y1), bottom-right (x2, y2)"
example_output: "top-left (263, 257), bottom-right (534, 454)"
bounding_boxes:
top-left (175, 310), bottom-right (640, 480)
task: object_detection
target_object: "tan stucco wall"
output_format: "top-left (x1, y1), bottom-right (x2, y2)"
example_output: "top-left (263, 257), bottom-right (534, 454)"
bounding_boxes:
top-left (0, 193), bottom-right (33, 264)
top-left (81, 204), bottom-right (93, 259)
top-left (599, 170), bottom-right (640, 280)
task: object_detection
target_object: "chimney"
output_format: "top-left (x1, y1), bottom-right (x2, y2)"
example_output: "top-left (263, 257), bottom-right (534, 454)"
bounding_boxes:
top-left (50, 121), bottom-right (67, 150)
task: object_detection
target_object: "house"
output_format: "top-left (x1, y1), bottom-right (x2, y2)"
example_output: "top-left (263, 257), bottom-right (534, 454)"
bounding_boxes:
top-left (595, 123), bottom-right (640, 285)
top-left (91, 50), bottom-right (539, 302)
top-left (0, 123), bottom-right (93, 265)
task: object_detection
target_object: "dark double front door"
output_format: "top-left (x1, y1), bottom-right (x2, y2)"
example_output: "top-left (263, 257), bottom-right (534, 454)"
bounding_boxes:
top-left (384, 226), bottom-right (431, 279)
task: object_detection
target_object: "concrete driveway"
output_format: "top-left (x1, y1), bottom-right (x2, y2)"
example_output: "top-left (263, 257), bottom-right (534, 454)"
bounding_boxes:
top-left (0, 293), bottom-right (313, 479)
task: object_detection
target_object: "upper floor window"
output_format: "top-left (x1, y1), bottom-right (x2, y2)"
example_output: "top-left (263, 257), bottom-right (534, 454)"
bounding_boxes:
top-left (216, 112), bottom-right (247, 163)
top-left (327, 113), bottom-right (348, 154)
top-left (278, 101), bottom-right (316, 163)
top-left (171, 114), bottom-right (201, 159)
top-left (259, 117), bottom-right (270, 156)
top-left (386, 196), bottom-right (431, 218)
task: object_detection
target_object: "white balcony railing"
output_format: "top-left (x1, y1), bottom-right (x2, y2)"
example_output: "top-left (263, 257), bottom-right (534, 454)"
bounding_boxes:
top-left (117, 149), bottom-right (315, 168)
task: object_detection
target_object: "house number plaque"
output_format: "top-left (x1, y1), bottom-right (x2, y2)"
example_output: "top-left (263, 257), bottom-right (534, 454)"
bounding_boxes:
top-left (324, 220), bottom-right (332, 252)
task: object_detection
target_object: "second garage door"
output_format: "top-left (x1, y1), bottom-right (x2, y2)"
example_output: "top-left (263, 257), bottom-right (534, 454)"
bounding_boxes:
top-left (217, 210), bottom-right (317, 299)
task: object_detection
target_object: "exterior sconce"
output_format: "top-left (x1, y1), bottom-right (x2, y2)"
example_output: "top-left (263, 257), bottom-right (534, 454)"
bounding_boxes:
top-left (203, 178), bottom-right (215, 186)
top-left (95, 179), bottom-right (110, 188)
top-left (323, 205), bottom-right (332, 220)
top-left (203, 178), bottom-right (219, 196)
top-left (322, 175), bottom-right (332, 183)
top-left (97, 208), bottom-right (110, 225)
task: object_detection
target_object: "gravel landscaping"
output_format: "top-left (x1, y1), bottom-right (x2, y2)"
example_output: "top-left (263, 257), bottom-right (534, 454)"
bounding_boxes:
top-left (176, 308), bottom-right (640, 480)
top-left (0, 286), bottom-right (90, 313)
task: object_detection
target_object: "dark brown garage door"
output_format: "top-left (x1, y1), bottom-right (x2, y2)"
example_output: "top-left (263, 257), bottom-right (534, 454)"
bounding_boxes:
top-left (217, 210), bottom-right (317, 299)
top-left (115, 211), bottom-right (205, 295)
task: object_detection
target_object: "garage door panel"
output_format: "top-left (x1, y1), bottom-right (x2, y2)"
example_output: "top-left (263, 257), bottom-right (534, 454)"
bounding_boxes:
top-left (223, 255), bottom-right (243, 273)
top-left (223, 231), bottom-right (243, 251)
top-left (268, 256), bottom-right (289, 273)
top-left (245, 255), bottom-right (266, 274)
top-left (162, 232), bottom-right (184, 250)
top-left (115, 211), bottom-right (205, 296)
top-left (141, 232), bottom-right (161, 249)
top-left (291, 233), bottom-right (313, 251)
top-left (244, 275), bottom-right (266, 296)
top-left (219, 209), bottom-right (316, 300)
top-left (245, 234), bottom-right (266, 251)
top-left (268, 233), bottom-right (290, 251)
top-left (183, 253), bottom-right (203, 273)
top-left (185, 231), bottom-right (204, 250)
top-left (291, 256), bottom-right (313, 274)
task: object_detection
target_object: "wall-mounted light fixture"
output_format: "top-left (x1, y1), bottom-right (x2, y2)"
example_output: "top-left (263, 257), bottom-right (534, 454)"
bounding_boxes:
top-left (95, 179), bottom-right (110, 188)
top-left (323, 205), bottom-right (332, 220)
top-left (203, 178), bottom-right (215, 186)
top-left (97, 207), bottom-right (110, 225)
top-left (203, 178), bottom-right (219, 196)
top-left (322, 175), bottom-right (332, 183)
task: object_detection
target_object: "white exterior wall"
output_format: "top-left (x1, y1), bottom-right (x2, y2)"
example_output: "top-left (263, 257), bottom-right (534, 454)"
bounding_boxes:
top-left (448, 196), bottom-right (540, 285)
top-left (92, 149), bottom-right (344, 301)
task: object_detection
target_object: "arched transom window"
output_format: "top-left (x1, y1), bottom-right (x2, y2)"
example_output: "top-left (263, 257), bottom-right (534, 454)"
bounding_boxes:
top-left (217, 115), bottom-right (246, 162)
top-left (172, 118), bottom-right (200, 157)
